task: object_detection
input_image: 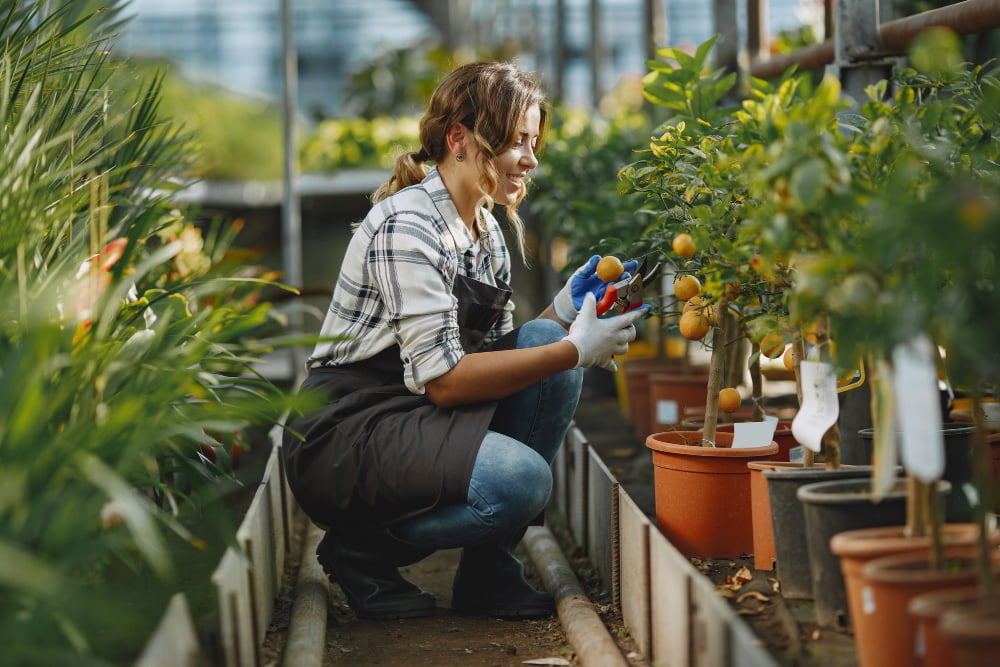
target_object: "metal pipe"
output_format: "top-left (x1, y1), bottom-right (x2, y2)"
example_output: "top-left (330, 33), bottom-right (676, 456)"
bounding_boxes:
top-left (751, 0), bottom-right (1000, 80)
top-left (281, 0), bottom-right (304, 382)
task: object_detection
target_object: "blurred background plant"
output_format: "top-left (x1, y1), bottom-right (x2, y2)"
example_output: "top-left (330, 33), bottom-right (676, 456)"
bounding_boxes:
top-left (0, 1), bottom-right (308, 663)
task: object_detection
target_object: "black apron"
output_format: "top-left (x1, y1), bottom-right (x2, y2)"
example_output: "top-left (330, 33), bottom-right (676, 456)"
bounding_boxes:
top-left (283, 273), bottom-right (513, 530)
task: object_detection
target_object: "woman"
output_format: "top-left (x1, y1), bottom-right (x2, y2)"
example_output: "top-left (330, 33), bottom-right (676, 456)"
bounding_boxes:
top-left (283, 61), bottom-right (647, 621)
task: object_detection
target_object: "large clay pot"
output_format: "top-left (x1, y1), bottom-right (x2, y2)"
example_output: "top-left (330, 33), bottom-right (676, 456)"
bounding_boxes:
top-left (647, 372), bottom-right (710, 433)
top-left (854, 547), bottom-right (993, 667)
top-left (940, 597), bottom-right (1000, 667)
top-left (797, 477), bottom-right (912, 628)
top-left (646, 430), bottom-right (778, 559)
top-left (621, 358), bottom-right (690, 435)
top-left (762, 465), bottom-right (876, 599)
top-left (831, 523), bottom-right (982, 662)
top-left (858, 423), bottom-right (975, 522)
top-left (747, 461), bottom-right (804, 571)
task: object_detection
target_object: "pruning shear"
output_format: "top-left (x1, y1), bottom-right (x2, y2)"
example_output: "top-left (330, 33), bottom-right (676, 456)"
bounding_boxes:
top-left (596, 257), bottom-right (662, 317)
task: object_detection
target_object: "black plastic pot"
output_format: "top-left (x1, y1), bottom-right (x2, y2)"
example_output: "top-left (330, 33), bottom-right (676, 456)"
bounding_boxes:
top-left (858, 423), bottom-right (973, 522)
top-left (796, 477), bottom-right (928, 629)
top-left (762, 465), bottom-right (875, 600)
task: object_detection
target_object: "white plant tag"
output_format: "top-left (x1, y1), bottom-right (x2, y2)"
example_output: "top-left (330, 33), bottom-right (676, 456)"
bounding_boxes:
top-left (871, 358), bottom-right (899, 501)
top-left (656, 400), bottom-right (679, 426)
top-left (891, 333), bottom-right (945, 482)
top-left (792, 360), bottom-right (840, 452)
top-left (733, 415), bottom-right (779, 448)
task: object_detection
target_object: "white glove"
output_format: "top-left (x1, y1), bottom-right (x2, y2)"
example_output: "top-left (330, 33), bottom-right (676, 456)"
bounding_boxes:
top-left (564, 293), bottom-right (648, 372)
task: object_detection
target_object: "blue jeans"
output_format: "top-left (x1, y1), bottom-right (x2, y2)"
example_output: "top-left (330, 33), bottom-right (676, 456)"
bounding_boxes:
top-left (391, 319), bottom-right (583, 549)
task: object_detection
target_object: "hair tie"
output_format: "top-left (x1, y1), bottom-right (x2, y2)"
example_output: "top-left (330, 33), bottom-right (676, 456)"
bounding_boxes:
top-left (416, 147), bottom-right (430, 162)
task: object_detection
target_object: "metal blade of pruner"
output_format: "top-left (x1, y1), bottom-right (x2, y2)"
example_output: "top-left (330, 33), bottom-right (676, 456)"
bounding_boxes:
top-left (596, 257), bottom-right (662, 316)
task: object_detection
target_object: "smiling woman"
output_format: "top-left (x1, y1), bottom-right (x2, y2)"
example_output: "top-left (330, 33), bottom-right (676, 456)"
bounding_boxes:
top-left (281, 60), bottom-right (650, 622)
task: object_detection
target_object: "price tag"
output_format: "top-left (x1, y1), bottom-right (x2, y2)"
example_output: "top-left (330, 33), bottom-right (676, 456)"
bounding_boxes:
top-left (792, 360), bottom-right (840, 452)
top-left (892, 334), bottom-right (944, 482)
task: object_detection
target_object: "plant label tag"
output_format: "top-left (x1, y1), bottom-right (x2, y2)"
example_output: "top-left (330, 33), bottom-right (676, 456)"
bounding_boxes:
top-left (656, 400), bottom-right (679, 426)
top-left (892, 333), bottom-right (945, 482)
top-left (732, 415), bottom-right (778, 448)
top-left (792, 360), bottom-right (839, 453)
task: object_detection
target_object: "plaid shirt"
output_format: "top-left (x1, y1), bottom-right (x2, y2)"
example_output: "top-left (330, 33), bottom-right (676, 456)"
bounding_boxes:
top-left (308, 168), bottom-right (515, 394)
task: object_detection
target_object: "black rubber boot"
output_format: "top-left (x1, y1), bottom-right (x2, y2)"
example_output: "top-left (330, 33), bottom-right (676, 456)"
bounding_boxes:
top-left (451, 531), bottom-right (555, 619)
top-left (316, 526), bottom-right (437, 620)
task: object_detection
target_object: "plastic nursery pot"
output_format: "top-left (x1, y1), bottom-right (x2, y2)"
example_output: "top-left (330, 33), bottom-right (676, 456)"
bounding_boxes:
top-left (622, 358), bottom-right (690, 435)
top-left (854, 546), bottom-right (996, 667)
top-left (647, 372), bottom-right (710, 432)
top-left (939, 596), bottom-right (1000, 667)
top-left (796, 477), bottom-right (915, 628)
top-left (747, 461), bottom-right (806, 571)
top-left (858, 423), bottom-right (975, 523)
top-left (831, 523), bottom-right (983, 665)
top-left (646, 430), bottom-right (778, 559)
top-left (762, 465), bottom-right (876, 600)
top-left (908, 586), bottom-right (981, 667)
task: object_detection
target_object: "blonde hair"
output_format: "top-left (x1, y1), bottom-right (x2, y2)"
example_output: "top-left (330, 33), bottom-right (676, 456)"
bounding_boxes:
top-left (372, 61), bottom-right (550, 261)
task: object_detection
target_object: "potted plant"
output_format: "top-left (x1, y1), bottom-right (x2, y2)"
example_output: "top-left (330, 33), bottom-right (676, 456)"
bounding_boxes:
top-left (618, 37), bottom-right (784, 559)
top-left (0, 3), bottom-right (302, 662)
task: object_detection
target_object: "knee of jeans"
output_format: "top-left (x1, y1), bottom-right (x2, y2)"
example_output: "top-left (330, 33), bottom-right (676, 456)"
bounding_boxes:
top-left (510, 457), bottom-right (553, 525)
top-left (518, 318), bottom-right (567, 348)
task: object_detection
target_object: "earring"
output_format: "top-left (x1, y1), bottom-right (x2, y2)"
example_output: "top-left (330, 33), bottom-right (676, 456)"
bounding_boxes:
top-left (455, 152), bottom-right (465, 162)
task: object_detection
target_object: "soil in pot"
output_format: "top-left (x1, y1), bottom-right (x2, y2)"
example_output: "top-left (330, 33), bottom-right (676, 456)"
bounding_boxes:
top-left (797, 477), bottom-right (913, 628)
top-left (762, 465), bottom-right (876, 600)
top-left (855, 546), bottom-right (995, 667)
top-left (646, 430), bottom-right (778, 559)
top-left (858, 423), bottom-right (975, 523)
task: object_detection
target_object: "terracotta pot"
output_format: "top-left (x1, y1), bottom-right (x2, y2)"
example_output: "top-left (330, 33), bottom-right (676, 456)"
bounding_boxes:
top-left (621, 358), bottom-right (689, 435)
top-left (762, 465), bottom-right (876, 600)
top-left (747, 461), bottom-right (805, 571)
top-left (854, 546), bottom-right (993, 667)
top-left (908, 586), bottom-right (981, 667)
top-left (939, 597), bottom-right (1000, 667)
top-left (646, 430), bottom-right (778, 559)
top-left (831, 523), bottom-right (983, 658)
top-left (647, 372), bottom-right (710, 433)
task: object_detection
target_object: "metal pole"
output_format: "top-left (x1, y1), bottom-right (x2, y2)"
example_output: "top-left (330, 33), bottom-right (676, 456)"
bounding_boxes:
top-left (643, 0), bottom-right (666, 61)
top-left (589, 0), bottom-right (603, 107)
top-left (281, 0), bottom-right (304, 383)
top-left (554, 0), bottom-right (566, 103)
top-left (835, 0), bottom-right (892, 103)
top-left (712, 0), bottom-right (747, 97)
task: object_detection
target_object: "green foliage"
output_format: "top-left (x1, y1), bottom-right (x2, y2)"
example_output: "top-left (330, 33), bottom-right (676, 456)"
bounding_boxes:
top-left (300, 114), bottom-right (422, 172)
top-left (126, 57), bottom-right (285, 181)
top-left (526, 107), bottom-right (655, 273)
top-left (0, 2), bottom-right (307, 662)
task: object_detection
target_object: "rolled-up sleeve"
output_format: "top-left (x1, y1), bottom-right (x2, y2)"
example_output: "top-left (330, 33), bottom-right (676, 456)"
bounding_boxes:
top-left (369, 214), bottom-right (464, 394)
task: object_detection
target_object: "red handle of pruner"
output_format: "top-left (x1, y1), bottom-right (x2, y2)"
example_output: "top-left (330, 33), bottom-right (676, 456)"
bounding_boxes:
top-left (595, 284), bottom-right (617, 316)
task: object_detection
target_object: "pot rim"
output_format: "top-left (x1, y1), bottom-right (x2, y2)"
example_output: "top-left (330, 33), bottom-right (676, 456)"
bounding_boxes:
top-left (645, 430), bottom-right (778, 457)
top-left (908, 585), bottom-right (982, 619)
top-left (795, 477), bottom-right (913, 504)
top-left (762, 465), bottom-right (875, 482)
top-left (859, 544), bottom-right (992, 584)
top-left (858, 422), bottom-right (975, 438)
top-left (829, 523), bottom-right (982, 558)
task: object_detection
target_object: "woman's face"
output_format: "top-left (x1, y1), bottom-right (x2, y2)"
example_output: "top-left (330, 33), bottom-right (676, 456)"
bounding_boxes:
top-left (491, 104), bottom-right (541, 207)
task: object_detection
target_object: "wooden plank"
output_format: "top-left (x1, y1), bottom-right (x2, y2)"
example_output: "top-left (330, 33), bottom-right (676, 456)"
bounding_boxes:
top-left (586, 446), bottom-right (617, 595)
top-left (272, 427), bottom-right (298, 541)
top-left (618, 487), bottom-right (651, 659)
top-left (731, 614), bottom-right (780, 667)
top-left (551, 436), bottom-right (568, 518)
top-left (237, 482), bottom-right (276, 654)
top-left (262, 445), bottom-right (287, 582)
top-left (134, 593), bottom-right (204, 667)
top-left (691, 574), bottom-right (731, 667)
top-left (566, 426), bottom-right (589, 548)
top-left (211, 547), bottom-right (256, 667)
top-left (649, 526), bottom-right (693, 667)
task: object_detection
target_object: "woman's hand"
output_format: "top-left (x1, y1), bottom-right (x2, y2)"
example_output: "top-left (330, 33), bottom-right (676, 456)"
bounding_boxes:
top-left (552, 255), bottom-right (639, 325)
top-left (563, 293), bottom-right (649, 372)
